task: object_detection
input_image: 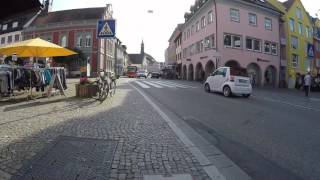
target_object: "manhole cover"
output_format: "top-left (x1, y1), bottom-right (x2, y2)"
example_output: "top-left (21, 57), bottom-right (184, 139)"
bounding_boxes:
top-left (13, 136), bottom-right (118, 180)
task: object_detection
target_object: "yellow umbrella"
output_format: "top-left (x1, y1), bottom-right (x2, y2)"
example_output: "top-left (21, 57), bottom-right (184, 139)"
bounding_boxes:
top-left (0, 37), bottom-right (77, 58)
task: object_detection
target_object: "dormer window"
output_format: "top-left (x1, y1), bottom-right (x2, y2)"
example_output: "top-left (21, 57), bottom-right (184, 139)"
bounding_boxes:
top-left (12, 22), bottom-right (18, 28)
top-left (2, 24), bottom-right (7, 31)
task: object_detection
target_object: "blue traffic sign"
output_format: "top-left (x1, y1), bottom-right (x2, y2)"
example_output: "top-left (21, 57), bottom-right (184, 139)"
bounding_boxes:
top-left (97, 20), bottom-right (116, 38)
top-left (307, 43), bottom-right (315, 58)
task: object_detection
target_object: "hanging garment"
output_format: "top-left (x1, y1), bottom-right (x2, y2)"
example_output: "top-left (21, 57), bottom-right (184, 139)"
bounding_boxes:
top-left (0, 71), bottom-right (9, 94)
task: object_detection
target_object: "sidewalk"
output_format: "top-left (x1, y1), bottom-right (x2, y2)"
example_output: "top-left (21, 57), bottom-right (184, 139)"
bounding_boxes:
top-left (254, 86), bottom-right (320, 99)
top-left (0, 79), bottom-right (213, 180)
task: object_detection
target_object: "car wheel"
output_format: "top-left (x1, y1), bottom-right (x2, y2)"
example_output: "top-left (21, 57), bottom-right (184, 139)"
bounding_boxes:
top-left (204, 83), bottom-right (210, 93)
top-left (243, 94), bottom-right (251, 98)
top-left (223, 86), bottom-right (231, 97)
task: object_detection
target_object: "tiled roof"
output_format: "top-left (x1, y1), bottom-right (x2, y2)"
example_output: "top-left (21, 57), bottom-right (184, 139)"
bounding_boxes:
top-left (0, 9), bottom-right (40, 35)
top-left (0, 0), bottom-right (41, 20)
top-left (128, 54), bottom-right (144, 64)
top-left (32, 7), bottom-right (105, 26)
top-left (241, 0), bottom-right (280, 12)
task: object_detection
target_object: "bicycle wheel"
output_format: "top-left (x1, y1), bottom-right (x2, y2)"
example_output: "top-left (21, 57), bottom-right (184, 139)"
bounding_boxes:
top-left (109, 80), bottom-right (116, 97)
top-left (99, 82), bottom-right (109, 102)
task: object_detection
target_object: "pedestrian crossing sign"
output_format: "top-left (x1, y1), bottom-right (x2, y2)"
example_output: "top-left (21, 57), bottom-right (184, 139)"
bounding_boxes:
top-left (97, 20), bottom-right (116, 38)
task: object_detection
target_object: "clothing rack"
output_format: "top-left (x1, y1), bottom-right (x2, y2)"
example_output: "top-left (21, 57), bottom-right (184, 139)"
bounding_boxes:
top-left (0, 66), bottom-right (66, 100)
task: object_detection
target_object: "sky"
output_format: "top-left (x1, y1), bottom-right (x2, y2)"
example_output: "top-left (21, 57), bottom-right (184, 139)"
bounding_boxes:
top-left (52, 0), bottom-right (319, 62)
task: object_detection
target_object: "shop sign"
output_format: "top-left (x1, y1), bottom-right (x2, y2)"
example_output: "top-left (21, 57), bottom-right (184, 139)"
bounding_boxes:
top-left (257, 58), bottom-right (270, 63)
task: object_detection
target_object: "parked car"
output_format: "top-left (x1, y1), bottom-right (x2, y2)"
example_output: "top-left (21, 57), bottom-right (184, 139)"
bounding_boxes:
top-left (137, 70), bottom-right (148, 78)
top-left (151, 72), bottom-right (161, 78)
top-left (204, 66), bottom-right (252, 97)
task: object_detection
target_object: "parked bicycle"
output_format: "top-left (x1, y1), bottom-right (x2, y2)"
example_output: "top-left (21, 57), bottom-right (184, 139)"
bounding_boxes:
top-left (95, 69), bottom-right (117, 102)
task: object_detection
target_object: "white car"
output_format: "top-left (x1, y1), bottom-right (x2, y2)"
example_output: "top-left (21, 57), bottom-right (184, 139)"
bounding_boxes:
top-left (204, 66), bottom-right (252, 98)
top-left (137, 70), bottom-right (148, 78)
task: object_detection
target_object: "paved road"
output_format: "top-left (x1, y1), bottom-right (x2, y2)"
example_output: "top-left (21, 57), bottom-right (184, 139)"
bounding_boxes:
top-left (0, 79), bottom-right (211, 180)
top-left (129, 78), bottom-right (320, 180)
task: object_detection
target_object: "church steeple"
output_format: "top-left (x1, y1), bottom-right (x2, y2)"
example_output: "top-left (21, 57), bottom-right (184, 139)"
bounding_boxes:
top-left (140, 40), bottom-right (144, 55)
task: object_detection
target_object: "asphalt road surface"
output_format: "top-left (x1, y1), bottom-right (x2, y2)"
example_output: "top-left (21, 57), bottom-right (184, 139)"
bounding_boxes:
top-left (128, 78), bottom-right (320, 180)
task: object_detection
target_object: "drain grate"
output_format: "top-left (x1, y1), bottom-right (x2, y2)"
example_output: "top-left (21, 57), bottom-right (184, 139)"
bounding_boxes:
top-left (13, 136), bottom-right (118, 180)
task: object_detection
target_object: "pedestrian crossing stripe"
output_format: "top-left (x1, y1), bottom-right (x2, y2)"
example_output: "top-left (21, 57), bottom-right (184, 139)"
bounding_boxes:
top-left (156, 81), bottom-right (191, 88)
top-left (134, 80), bottom-right (195, 89)
top-left (143, 81), bottom-right (163, 88)
top-left (151, 81), bottom-right (175, 88)
top-left (135, 81), bottom-right (150, 88)
top-left (99, 21), bottom-right (114, 36)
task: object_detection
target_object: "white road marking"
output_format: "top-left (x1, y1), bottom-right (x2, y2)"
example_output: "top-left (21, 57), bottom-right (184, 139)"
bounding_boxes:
top-left (156, 81), bottom-right (194, 88)
top-left (128, 81), bottom-right (226, 180)
top-left (143, 81), bottom-right (163, 88)
top-left (253, 96), bottom-right (320, 112)
top-left (134, 81), bottom-right (150, 88)
top-left (151, 81), bottom-right (176, 88)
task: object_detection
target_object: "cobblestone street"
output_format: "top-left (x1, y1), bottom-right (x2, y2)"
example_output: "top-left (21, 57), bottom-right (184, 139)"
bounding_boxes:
top-left (0, 79), bottom-right (210, 180)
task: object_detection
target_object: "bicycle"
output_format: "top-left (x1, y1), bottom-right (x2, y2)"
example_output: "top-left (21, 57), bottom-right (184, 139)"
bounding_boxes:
top-left (95, 69), bottom-right (116, 102)
top-left (108, 71), bottom-right (117, 97)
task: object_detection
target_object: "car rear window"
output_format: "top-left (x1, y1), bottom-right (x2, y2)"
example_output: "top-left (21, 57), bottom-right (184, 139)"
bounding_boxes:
top-left (230, 68), bottom-right (248, 77)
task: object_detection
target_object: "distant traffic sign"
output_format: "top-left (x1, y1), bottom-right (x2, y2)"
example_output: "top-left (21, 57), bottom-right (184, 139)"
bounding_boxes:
top-left (97, 20), bottom-right (116, 38)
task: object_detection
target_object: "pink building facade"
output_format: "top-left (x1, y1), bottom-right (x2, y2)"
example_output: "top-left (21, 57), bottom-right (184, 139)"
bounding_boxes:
top-left (181, 0), bottom-right (281, 87)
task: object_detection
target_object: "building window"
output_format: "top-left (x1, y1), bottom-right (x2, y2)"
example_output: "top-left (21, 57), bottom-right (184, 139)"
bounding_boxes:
top-left (77, 36), bottom-right (83, 47)
top-left (233, 35), bottom-right (241, 48)
top-left (1, 37), bottom-right (5, 44)
top-left (291, 36), bottom-right (298, 49)
top-left (246, 37), bottom-right (261, 51)
top-left (305, 26), bottom-right (310, 38)
top-left (265, 18), bottom-right (272, 30)
top-left (224, 34), bottom-right (232, 47)
top-left (264, 41), bottom-right (271, 53)
top-left (12, 22), bottom-right (18, 28)
top-left (296, 8), bottom-right (302, 19)
top-left (85, 35), bottom-right (91, 47)
top-left (14, 34), bottom-right (20, 42)
top-left (183, 32), bottom-right (186, 40)
top-left (187, 28), bottom-right (190, 38)
top-left (201, 16), bottom-right (206, 28)
top-left (305, 59), bottom-right (312, 71)
top-left (60, 35), bottom-right (67, 47)
top-left (248, 13), bottom-right (257, 26)
top-left (196, 21), bottom-right (200, 32)
top-left (191, 25), bottom-right (194, 35)
top-left (7, 36), bottom-right (12, 43)
top-left (271, 43), bottom-right (278, 55)
top-left (183, 48), bottom-right (186, 58)
top-left (289, 18), bottom-right (295, 32)
top-left (224, 33), bottom-right (241, 48)
top-left (298, 22), bottom-right (303, 35)
top-left (204, 34), bottom-right (215, 50)
top-left (230, 9), bottom-right (240, 22)
top-left (316, 59), bottom-right (320, 67)
top-left (292, 54), bottom-right (298, 68)
top-left (196, 41), bottom-right (201, 54)
top-left (208, 11), bottom-right (213, 24)
top-left (2, 24), bottom-right (7, 31)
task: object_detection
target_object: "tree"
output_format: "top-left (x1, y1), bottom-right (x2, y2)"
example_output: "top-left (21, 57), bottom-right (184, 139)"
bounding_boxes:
top-left (53, 48), bottom-right (87, 66)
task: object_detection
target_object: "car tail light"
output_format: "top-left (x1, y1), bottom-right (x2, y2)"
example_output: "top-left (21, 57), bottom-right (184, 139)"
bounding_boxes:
top-left (229, 76), bottom-right (235, 82)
